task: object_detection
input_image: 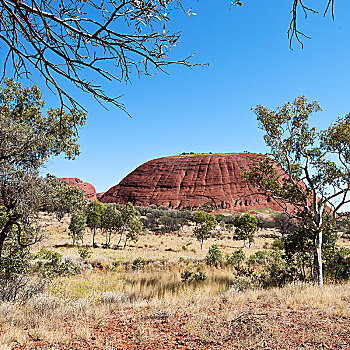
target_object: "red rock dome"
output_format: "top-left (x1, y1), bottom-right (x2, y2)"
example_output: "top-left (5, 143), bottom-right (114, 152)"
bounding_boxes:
top-left (100, 153), bottom-right (287, 212)
top-left (59, 178), bottom-right (97, 201)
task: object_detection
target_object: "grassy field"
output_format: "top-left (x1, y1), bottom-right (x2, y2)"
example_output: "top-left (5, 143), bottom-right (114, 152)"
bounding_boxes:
top-left (1, 213), bottom-right (350, 349)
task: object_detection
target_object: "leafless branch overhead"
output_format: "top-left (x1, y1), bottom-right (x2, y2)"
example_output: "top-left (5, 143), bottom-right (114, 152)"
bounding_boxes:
top-left (0, 0), bottom-right (200, 112)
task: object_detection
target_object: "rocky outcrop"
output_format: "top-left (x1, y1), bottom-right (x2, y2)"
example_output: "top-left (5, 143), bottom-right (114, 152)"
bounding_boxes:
top-left (97, 192), bottom-right (105, 201)
top-left (59, 178), bottom-right (97, 201)
top-left (100, 153), bottom-right (288, 212)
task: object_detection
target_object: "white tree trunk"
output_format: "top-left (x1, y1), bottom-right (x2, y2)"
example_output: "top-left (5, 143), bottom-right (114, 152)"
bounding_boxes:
top-left (316, 230), bottom-right (323, 286)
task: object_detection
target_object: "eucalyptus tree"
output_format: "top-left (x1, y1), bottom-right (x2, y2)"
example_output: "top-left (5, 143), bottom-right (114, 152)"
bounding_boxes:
top-left (233, 213), bottom-right (258, 248)
top-left (0, 0), bottom-right (199, 112)
top-left (0, 78), bottom-right (85, 260)
top-left (68, 211), bottom-right (87, 246)
top-left (101, 204), bottom-right (122, 249)
top-left (244, 96), bottom-right (350, 285)
top-left (192, 211), bottom-right (217, 250)
top-left (44, 175), bottom-right (86, 222)
top-left (123, 218), bottom-right (143, 249)
top-left (116, 202), bottom-right (137, 249)
top-left (0, 1), bottom-right (336, 112)
top-left (86, 200), bottom-right (105, 247)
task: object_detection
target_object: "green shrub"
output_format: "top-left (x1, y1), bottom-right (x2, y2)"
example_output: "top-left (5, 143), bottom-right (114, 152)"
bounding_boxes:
top-left (181, 270), bottom-right (207, 283)
top-left (78, 246), bottom-right (92, 259)
top-left (271, 238), bottom-right (284, 250)
top-left (132, 257), bottom-right (144, 269)
top-left (228, 276), bottom-right (254, 293)
top-left (33, 248), bottom-right (80, 277)
top-left (206, 244), bottom-right (223, 267)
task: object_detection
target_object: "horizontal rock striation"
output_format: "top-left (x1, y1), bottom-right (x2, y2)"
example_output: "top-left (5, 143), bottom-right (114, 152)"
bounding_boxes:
top-left (100, 153), bottom-right (288, 212)
top-left (59, 178), bottom-right (97, 201)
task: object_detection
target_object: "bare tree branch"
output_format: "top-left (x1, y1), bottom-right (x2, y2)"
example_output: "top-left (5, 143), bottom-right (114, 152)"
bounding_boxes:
top-left (0, 0), bottom-right (202, 112)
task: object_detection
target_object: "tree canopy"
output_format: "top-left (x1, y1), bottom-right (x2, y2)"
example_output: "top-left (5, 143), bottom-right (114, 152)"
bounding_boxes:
top-left (0, 79), bottom-right (86, 259)
top-left (244, 95), bottom-right (350, 285)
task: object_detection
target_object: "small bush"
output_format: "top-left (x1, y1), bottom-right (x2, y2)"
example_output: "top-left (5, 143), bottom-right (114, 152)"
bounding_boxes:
top-left (132, 257), bottom-right (144, 269)
top-left (33, 248), bottom-right (80, 277)
top-left (78, 246), bottom-right (92, 259)
top-left (29, 294), bottom-right (59, 315)
top-left (181, 270), bottom-right (207, 283)
top-left (206, 245), bottom-right (223, 267)
top-left (271, 238), bottom-right (284, 250)
top-left (228, 276), bottom-right (254, 293)
top-left (99, 291), bottom-right (128, 304)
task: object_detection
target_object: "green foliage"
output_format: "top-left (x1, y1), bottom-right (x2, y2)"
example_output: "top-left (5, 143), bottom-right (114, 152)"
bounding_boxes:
top-left (101, 204), bottom-right (122, 248)
top-left (0, 78), bottom-right (86, 261)
top-left (33, 248), bottom-right (80, 278)
top-left (68, 211), bottom-right (87, 246)
top-left (206, 244), bottom-right (223, 267)
top-left (245, 96), bottom-right (350, 285)
top-left (0, 228), bottom-right (31, 279)
top-left (271, 238), bottom-right (285, 250)
top-left (181, 270), bottom-right (207, 283)
top-left (326, 247), bottom-right (350, 281)
top-left (132, 257), bottom-right (144, 269)
top-left (78, 246), bottom-right (92, 260)
top-left (124, 217), bottom-right (142, 248)
top-left (273, 213), bottom-right (296, 236)
top-left (44, 175), bottom-right (86, 221)
top-left (86, 200), bottom-right (104, 247)
top-left (226, 249), bottom-right (246, 274)
top-left (159, 215), bottom-right (180, 233)
top-left (193, 211), bottom-right (217, 249)
top-left (0, 78), bottom-right (86, 167)
top-left (229, 276), bottom-right (254, 292)
top-left (233, 213), bottom-right (258, 248)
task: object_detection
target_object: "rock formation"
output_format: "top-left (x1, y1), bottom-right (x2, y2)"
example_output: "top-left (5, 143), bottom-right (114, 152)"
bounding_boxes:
top-left (59, 178), bottom-right (97, 201)
top-left (100, 153), bottom-right (287, 212)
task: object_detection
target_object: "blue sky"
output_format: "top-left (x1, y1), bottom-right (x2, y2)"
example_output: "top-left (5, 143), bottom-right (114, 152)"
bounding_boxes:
top-left (38, 1), bottom-right (350, 193)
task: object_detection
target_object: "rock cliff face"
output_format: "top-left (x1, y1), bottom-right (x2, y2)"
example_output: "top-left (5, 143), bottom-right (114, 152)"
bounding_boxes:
top-left (100, 153), bottom-right (287, 212)
top-left (59, 178), bottom-right (97, 201)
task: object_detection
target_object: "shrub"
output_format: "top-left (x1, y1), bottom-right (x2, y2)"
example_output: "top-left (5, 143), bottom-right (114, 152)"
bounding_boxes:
top-left (226, 249), bottom-right (246, 274)
top-left (271, 238), bottom-right (284, 250)
top-left (99, 291), bottom-right (128, 304)
top-left (206, 245), bottom-right (223, 267)
top-left (181, 270), bottom-right (207, 283)
top-left (0, 229), bottom-right (45, 302)
top-left (29, 294), bottom-right (59, 315)
top-left (228, 276), bottom-right (254, 293)
top-left (78, 246), bottom-right (92, 259)
top-left (132, 257), bottom-right (144, 269)
top-left (33, 248), bottom-right (80, 277)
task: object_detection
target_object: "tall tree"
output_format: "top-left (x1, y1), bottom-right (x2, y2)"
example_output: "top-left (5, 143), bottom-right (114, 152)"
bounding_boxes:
top-left (193, 211), bottom-right (217, 250)
top-left (233, 213), bottom-right (257, 248)
top-left (244, 96), bottom-right (350, 285)
top-left (86, 200), bottom-right (104, 248)
top-left (0, 78), bottom-right (85, 259)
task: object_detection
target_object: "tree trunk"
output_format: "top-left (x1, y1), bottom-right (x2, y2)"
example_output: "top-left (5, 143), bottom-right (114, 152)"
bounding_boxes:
top-left (124, 238), bottom-right (128, 249)
top-left (316, 230), bottom-right (323, 286)
top-left (200, 238), bottom-right (203, 250)
top-left (116, 233), bottom-right (123, 250)
top-left (0, 218), bottom-right (15, 261)
top-left (0, 231), bottom-right (6, 262)
top-left (92, 228), bottom-right (96, 248)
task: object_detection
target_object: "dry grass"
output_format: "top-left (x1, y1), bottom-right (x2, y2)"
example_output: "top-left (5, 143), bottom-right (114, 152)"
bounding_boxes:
top-left (1, 267), bottom-right (349, 349)
top-left (1, 214), bottom-right (349, 349)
